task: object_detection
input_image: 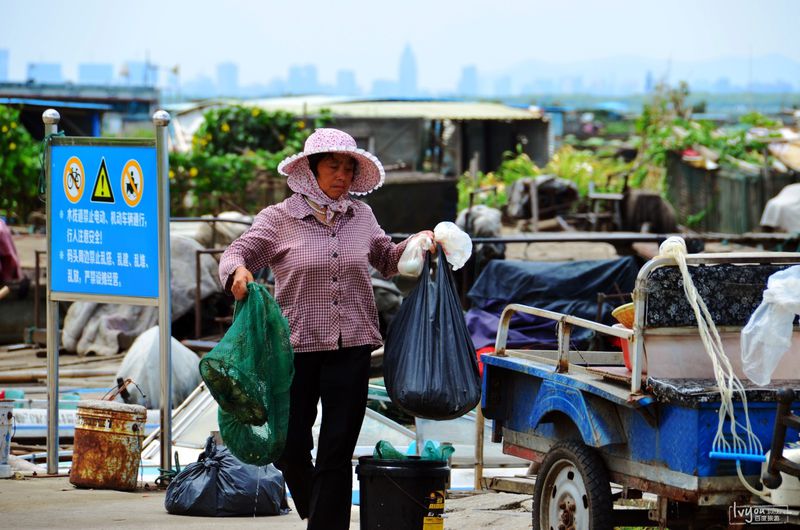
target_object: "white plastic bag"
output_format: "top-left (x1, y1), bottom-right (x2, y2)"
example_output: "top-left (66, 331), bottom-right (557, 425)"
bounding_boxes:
top-left (434, 222), bottom-right (472, 271)
top-left (398, 232), bottom-right (434, 277)
top-left (741, 265), bottom-right (800, 386)
top-left (114, 326), bottom-right (201, 409)
top-left (398, 223), bottom-right (473, 277)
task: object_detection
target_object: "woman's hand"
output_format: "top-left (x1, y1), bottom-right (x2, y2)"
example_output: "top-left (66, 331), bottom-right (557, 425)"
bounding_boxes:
top-left (231, 266), bottom-right (254, 300)
top-left (417, 230), bottom-right (435, 251)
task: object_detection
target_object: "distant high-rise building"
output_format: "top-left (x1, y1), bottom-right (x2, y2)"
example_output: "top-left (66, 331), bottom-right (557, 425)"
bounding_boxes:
top-left (398, 44), bottom-right (417, 97)
top-left (457, 65), bottom-right (478, 96)
top-left (27, 62), bottom-right (62, 83)
top-left (217, 62), bottom-right (239, 96)
top-left (122, 61), bottom-right (159, 86)
top-left (288, 64), bottom-right (319, 94)
top-left (78, 63), bottom-right (114, 85)
top-left (644, 70), bottom-right (654, 93)
top-left (493, 76), bottom-right (512, 97)
top-left (0, 49), bottom-right (8, 81)
top-left (335, 69), bottom-right (359, 95)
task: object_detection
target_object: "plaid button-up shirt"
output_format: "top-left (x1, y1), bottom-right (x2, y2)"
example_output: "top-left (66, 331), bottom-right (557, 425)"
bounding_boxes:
top-left (219, 193), bottom-right (409, 353)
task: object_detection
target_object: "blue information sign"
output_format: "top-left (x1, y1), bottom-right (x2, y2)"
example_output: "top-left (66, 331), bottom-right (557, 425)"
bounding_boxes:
top-left (50, 144), bottom-right (159, 298)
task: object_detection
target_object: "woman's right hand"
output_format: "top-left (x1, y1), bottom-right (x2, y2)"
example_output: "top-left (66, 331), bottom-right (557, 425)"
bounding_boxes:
top-left (231, 266), bottom-right (254, 300)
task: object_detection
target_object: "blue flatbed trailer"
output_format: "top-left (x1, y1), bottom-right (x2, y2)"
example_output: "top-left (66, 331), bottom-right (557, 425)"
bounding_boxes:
top-left (480, 252), bottom-right (800, 529)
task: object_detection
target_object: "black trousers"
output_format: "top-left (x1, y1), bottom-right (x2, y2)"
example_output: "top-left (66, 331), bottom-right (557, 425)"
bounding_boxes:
top-left (275, 344), bottom-right (372, 530)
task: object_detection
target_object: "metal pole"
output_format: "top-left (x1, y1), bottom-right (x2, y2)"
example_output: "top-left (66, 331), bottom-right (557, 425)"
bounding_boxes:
top-left (43, 108), bottom-right (60, 475)
top-left (153, 110), bottom-right (173, 475)
top-left (474, 405), bottom-right (484, 491)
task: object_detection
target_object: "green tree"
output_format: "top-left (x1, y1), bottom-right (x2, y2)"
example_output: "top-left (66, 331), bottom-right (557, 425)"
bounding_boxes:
top-left (169, 105), bottom-right (331, 215)
top-left (0, 105), bottom-right (41, 223)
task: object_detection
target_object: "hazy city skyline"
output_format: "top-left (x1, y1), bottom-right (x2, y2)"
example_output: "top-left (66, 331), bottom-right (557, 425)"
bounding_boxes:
top-left (2, 0), bottom-right (799, 97)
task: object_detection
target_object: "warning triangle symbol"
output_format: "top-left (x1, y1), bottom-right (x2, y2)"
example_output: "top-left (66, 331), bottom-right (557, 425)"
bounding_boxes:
top-left (91, 158), bottom-right (115, 203)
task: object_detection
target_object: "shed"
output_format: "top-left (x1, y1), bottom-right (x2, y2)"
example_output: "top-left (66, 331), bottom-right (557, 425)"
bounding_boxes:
top-left (0, 82), bottom-right (159, 137)
top-left (169, 96), bottom-right (549, 176)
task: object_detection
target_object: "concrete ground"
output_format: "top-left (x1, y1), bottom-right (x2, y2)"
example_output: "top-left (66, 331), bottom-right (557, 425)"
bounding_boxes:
top-left (0, 474), bottom-right (534, 530)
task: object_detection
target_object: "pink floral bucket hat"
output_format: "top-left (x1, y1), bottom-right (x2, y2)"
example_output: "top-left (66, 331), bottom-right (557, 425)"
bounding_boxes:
top-left (277, 128), bottom-right (385, 195)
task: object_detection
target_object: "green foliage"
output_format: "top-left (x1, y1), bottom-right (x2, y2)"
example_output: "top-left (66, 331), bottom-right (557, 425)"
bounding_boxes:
top-left (457, 144), bottom-right (632, 211)
top-left (0, 105), bottom-right (41, 223)
top-left (685, 207), bottom-right (709, 228)
top-left (627, 83), bottom-right (785, 225)
top-left (602, 120), bottom-right (634, 137)
top-left (456, 146), bottom-right (538, 211)
top-left (169, 105), bottom-right (331, 215)
top-left (739, 111), bottom-right (780, 128)
top-left (544, 146), bottom-right (631, 196)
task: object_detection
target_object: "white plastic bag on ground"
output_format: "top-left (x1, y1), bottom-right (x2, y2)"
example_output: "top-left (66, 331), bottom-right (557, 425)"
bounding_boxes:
top-left (741, 265), bottom-right (800, 386)
top-left (434, 221), bottom-right (472, 271)
top-left (114, 326), bottom-right (201, 409)
top-left (398, 232), bottom-right (434, 277)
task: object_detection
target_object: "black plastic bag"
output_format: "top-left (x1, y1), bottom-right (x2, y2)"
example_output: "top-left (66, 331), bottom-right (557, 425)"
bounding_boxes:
top-left (165, 436), bottom-right (288, 517)
top-left (384, 245), bottom-right (481, 420)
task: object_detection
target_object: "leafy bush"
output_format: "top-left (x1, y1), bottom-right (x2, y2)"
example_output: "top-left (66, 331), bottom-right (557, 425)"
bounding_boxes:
top-left (458, 145), bottom-right (631, 212)
top-left (0, 105), bottom-right (41, 223)
top-left (169, 105), bottom-right (331, 215)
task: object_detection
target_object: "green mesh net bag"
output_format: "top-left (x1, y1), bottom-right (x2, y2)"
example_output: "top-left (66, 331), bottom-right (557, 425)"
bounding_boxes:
top-left (199, 282), bottom-right (294, 465)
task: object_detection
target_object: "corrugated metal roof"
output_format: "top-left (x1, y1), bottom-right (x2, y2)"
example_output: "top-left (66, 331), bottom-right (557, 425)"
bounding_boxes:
top-left (240, 96), bottom-right (543, 120)
top-left (0, 97), bottom-right (112, 110)
top-left (326, 101), bottom-right (542, 120)
top-left (172, 96), bottom-right (543, 121)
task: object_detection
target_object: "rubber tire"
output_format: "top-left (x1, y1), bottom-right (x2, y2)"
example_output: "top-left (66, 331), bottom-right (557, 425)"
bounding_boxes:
top-left (532, 439), bottom-right (613, 530)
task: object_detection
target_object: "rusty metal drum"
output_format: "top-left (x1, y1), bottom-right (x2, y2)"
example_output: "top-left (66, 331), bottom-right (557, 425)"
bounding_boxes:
top-left (69, 400), bottom-right (146, 491)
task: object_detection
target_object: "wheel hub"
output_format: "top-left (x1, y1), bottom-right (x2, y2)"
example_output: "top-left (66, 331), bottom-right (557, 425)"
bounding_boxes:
top-left (558, 498), bottom-right (577, 529)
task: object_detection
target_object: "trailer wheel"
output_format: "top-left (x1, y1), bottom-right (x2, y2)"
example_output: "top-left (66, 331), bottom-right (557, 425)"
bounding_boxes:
top-left (533, 439), bottom-right (612, 530)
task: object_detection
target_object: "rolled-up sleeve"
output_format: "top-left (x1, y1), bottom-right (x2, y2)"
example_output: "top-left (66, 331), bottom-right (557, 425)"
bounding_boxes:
top-left (218, 208), bottom-right (277, 292)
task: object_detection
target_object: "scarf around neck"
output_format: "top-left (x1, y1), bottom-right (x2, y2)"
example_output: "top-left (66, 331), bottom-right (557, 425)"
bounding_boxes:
top-left (287, 166), bottom-right (353, 224)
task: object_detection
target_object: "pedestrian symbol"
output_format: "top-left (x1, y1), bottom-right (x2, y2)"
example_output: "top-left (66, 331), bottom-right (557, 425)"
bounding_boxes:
top-left (121, 159), bottom-right (144, 207)
top-left (63, 156), bottom-right (85, 204)
top-left (90, 158), bottom-right (115, 203)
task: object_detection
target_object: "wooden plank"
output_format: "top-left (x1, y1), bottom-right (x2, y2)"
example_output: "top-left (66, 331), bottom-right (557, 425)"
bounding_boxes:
top-left (0, 368), bottom-right (117, 383)
top-left (484, 475), bottom-right (536, 495)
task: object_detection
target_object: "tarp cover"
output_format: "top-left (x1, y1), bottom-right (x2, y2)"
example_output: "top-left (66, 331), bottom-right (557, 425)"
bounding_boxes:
top-left (760, 183), bottom-right (800, 232)
top-left (466, 257), bottom-right (639, 350)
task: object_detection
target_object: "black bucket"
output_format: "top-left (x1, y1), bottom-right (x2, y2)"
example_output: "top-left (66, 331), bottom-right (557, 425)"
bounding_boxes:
top-left (356, 456), bottom-right (450, 530)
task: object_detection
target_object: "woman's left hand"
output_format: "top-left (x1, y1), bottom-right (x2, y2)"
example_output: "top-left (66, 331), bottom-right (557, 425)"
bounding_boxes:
top-left (417, 230), bottom-right (435, 251)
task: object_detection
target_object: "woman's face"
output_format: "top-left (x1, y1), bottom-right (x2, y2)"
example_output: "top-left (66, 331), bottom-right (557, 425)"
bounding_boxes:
top-left (315, 153), bottom-right (355, 199)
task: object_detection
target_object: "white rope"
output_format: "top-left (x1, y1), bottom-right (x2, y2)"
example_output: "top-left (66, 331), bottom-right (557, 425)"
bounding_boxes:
top-left (737, 460), bottom-right (769, 498)
top-left (657, 237), bottom-right (763, 464)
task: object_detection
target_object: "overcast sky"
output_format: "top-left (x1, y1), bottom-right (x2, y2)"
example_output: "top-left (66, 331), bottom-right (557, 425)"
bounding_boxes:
top-left (2, 0), bottom-right (798, 91)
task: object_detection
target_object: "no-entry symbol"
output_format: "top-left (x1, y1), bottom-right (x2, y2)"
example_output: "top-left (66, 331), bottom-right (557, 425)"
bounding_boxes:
top-left (121, 159), bottom-right (144, 207)
top-left (63, 156), bottom-right (85, 204)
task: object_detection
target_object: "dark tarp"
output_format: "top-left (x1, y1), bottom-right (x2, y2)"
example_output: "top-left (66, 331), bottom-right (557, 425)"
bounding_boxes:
top-left (466, 257), bottom-right (639, 350)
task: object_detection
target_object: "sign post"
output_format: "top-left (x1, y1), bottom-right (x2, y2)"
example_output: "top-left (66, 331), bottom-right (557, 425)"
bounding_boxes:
top-left (154, 110), bottom-right (173, 474)
top-left (43, 109), bottom-right (61, 475)
top-left (43, 109), bottom-right (173, 477)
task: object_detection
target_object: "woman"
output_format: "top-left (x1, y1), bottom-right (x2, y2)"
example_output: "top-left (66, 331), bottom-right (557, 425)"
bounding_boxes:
top-left (219, 128), bottom-right (431, 529)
